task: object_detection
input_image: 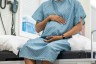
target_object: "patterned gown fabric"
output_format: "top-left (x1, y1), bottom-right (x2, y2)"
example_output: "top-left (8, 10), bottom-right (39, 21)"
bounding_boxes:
top-left (19, 0), bottom-right (86, 63)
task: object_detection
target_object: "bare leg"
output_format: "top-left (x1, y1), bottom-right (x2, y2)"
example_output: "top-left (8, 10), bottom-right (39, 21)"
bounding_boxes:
top-left (24, 58), bottom-right (36, 64)
top-left (41, 60), bottom-right (52, 64)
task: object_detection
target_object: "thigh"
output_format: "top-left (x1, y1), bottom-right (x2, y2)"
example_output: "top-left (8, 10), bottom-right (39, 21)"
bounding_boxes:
top-left (47, 39), bottom-right (71, 51)
top-left (23, 37), bottom-right (48, 49)
top-left (25, 37), bottom-right (47, 45)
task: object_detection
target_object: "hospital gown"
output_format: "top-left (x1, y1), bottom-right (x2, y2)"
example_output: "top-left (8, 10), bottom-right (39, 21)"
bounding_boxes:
top-left (19, 0), bottom-right (86, 63)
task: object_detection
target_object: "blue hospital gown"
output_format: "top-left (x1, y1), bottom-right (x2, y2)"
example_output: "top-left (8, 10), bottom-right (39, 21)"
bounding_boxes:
top-left (19, 0), bottom-right (86, 63)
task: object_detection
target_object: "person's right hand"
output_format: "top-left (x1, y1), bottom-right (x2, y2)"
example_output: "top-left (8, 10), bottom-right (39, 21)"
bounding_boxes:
top-left (48, 15), bottom-right (66, 24)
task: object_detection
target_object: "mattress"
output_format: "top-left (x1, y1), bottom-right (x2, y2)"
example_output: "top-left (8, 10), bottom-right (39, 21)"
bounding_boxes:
top-left (0, 50), bottom-right (95, 61)
top-left (0, 50), bottom-right (23, 61)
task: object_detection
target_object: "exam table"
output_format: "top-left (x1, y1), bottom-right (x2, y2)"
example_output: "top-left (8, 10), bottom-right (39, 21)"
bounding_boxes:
top-left (0, 50), bottom-right (95, 61)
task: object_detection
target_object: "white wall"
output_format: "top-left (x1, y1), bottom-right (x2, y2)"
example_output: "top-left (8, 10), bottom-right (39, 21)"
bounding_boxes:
top-left (91, 7), bottom-right (96, 31)
top-left (91, 7), bottom-right (96, 41)
top-left (79, 0), bottom-right (91, 39)
top-left (0, 0), bottom-right (91, 39)
top-left (91, 0), bottom-right (96, 32)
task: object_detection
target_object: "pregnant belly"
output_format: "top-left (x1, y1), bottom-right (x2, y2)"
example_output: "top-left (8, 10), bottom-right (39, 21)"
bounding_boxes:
top-left (41, 21), bottom-right (63, 37)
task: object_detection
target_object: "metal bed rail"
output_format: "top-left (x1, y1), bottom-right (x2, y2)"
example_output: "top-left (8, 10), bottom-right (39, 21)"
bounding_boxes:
top-left (91, 30), bottom-right (96, 61)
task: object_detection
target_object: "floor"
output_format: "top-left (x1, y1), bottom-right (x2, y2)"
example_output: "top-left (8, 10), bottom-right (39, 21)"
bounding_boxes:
top-left (0, 61), bottom-right (58, 64)
top-left (0, 61), bottom-right (24, 64)
top-left (0, 59), bottom-right (93, 64)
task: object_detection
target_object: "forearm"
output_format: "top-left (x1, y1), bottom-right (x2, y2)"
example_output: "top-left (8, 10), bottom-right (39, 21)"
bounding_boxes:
top-left (35, 17), bottom-right (50, 33)
top-left (63, 21), bottom-right (83, 38)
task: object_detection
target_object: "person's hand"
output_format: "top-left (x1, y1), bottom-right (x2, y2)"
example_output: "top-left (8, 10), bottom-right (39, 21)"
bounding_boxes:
top-left (48, 15), bottom-right (66, 24)
top-left (44, 36), bottom-right (62, 43)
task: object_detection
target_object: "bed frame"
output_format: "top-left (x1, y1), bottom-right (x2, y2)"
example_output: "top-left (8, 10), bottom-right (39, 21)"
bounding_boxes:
top-left (0, 50), bottom-right (95, 61)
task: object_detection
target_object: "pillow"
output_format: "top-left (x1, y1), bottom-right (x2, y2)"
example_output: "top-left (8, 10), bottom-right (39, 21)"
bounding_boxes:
top-left (68, 34), bottom-right (91, 51)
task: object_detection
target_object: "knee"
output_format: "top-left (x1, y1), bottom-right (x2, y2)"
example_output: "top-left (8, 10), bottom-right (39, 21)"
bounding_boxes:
top-left (41, 60), bottom-right (52, 64)
top-left (24, 58), bottom-right (36, 64)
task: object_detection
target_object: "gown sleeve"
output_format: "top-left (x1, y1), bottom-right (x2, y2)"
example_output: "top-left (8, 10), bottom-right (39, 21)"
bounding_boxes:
top-left (74, 1), bottom-right (86, 25)
top-left (32, 3), bottom-right (44, 22)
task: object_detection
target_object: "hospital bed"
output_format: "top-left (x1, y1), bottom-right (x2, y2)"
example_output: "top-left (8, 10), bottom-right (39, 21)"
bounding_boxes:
top-left (0, 31), bottom-right (96, 64)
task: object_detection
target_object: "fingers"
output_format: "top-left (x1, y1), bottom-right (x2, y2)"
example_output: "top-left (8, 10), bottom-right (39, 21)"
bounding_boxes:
top-left (44, 36), bottom-right (54, 42)
top-left (58, 17), bottom-right (66, 24)
top-left (55, 16), bottom-right (66, 24)
top-left (44, 38), bottom-right (53, 42)
top-left (49, 15), bottom-right (66, 24)
top-left (44, 36), bottom-right (61, 42)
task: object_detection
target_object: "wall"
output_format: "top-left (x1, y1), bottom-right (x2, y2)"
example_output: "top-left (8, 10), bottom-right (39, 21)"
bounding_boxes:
top-left (91, 7), bottom-right (96, 32)
top-left (91, 6), bottom-right (96, 41)
top-left (90, 0), bottom-right (96, 41)
top-left (0, 0), bottom-right (91, 39)
top-left (79, 0), bottom-right (91, 39)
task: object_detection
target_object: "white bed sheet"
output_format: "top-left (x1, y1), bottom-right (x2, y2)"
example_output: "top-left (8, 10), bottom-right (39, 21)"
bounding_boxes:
top-left (0, 34), bottom-right (95, 55)
top-left (0, 35), bottom-right (39, 55)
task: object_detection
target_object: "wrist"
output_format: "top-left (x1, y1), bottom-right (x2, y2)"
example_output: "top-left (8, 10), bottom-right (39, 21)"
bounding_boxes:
top-left (59, 35), bottom-right (63, 39)
top-left (44, 16), bottom-right (50, 23)
top-left (48, 15), bottom-right (52, 20)
top-left (61, 34), bottom-right (72, 39)
top-left (61, 34), bottom-right (66, 39)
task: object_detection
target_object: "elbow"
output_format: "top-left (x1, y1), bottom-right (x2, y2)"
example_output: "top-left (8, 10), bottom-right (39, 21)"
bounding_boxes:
top-left (79, 18), bottom-right (84, 31)
top-left (78, 23), bottom-right (83, 32)
top-left (79, 26), bottom-right (82, 32)
top-left (35, 27), bottom-right (41, 33)
top-left (35, 25), bottom-right (40, 33)
top-left (35, 27), bottom-right (40, 33)
top-left (35, 24), bottom-right (43, 33)
top-left (36, 29), bottom-right (41, 33)
top-left (78, 21), bottom-right (83, 32)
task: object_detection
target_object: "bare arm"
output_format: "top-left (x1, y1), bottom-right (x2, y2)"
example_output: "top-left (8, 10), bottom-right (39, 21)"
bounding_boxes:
top-left (35, 17), bottom-right (50, 33)
top-left (63, 18), bottom-right (83, 38)
top-left (44, 18), bottom-right (83, 42)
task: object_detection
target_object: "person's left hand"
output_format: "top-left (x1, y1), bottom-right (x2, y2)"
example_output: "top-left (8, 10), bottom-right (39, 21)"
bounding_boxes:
top-left (44, 36), bottom-right (62, 43)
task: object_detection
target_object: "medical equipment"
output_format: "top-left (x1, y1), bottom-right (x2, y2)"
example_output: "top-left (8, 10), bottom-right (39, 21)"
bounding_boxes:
top-left (0, 0), bottom-right (7, 35)
top-left (0, 0), bottom-right (18, 35)
top-left (22, 17), bottom-right (36, 34)
top-left (7, 0), bottom-right (18, 13)
top-left (0, 13), bottom-right (7, 35)
top-left (22, 22), bottom-right (36, 34)
top-left (0, 0), bottom-right (7, 9)
top-left (7, 0), bottom-right (18, 35)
